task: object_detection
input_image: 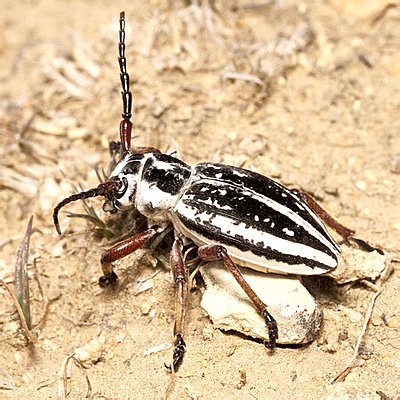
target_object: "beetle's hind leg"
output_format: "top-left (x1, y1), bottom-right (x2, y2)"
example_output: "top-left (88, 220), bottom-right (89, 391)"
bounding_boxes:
top-left (99, 228), bottom-right (157, 286)
top-left (291, 189), bottom-right (383, 255)
top-left (198, 244), bottom-right (278, 348)
top-left (166, 237), bottom-right (188, 372)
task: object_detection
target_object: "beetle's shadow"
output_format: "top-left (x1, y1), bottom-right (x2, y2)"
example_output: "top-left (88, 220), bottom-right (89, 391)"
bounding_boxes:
top-left (221, 329), bottom-right (308, 351)
top-left (301, 275), bottom-right (343, 306)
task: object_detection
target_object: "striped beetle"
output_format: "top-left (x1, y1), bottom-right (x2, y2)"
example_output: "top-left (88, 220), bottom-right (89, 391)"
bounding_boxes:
top-left (53, 12), bottom-right (381, 371)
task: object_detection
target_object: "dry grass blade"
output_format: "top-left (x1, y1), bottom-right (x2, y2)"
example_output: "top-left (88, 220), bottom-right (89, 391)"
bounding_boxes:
top-left (220, 72), bottom-right (267, 91)
top-left (14, 216), bottom-right (34, 330)
top-left (64, 212), bottom-right (113, 239)
top-left (59, 353), bottom-right (93, 399)
top-left (0, 216), bottom-right (38, 342)
top-left (31, 258), bottom-right (50, 329)
top-left (0, 279), bottom-right (37, 343)
top-left (0, 223), bottom-right (50, 342)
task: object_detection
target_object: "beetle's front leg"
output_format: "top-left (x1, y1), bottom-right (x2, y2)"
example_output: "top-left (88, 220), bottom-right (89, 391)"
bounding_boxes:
top-left (168, 237), bottom-right (188, 372)
top-left (99, 228), bottom-right (157, 286)
top-left (291, 189), bottom-right (383, 254)
top-left (198, 244), bottom-right (278, 348)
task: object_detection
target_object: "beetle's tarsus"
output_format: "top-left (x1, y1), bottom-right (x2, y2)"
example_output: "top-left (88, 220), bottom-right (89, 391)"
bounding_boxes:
top-left (172, 334), bottom-right (186, 371)
top-left (349, 237), bottom-right (384, 255)
top-left (262, 309), bottom-right (278, 348)
top-left (99, 271), bottom-right (118, 287)
top-left (165, 334), bottom-right (186, 372)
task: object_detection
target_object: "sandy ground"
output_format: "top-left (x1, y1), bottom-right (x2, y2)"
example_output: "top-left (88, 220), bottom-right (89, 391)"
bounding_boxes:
top-left (1, 1), bottom-right (399, 398)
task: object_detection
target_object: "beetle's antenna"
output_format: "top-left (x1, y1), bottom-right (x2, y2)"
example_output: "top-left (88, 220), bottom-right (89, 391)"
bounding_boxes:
top-left (118, 11), bottom-right (132, 153)
top-left (53, 181), bottom-right (117, 235)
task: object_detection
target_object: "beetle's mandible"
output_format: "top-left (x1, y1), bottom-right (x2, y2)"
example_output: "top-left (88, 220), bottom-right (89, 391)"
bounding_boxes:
top-left (53, 12), bottom-right (381, 371)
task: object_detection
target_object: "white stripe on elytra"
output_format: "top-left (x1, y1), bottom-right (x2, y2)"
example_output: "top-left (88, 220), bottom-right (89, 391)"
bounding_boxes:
top-left (190, 179), bottom-right (340, 254)
top-left (170, 210), bottom-right (335, 275)
top-left (173, 203), bottom-right (338, 268)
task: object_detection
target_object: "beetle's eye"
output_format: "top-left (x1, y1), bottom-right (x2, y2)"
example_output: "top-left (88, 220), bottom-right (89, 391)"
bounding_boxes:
top-left (114, 177), bottom-right (128, 198)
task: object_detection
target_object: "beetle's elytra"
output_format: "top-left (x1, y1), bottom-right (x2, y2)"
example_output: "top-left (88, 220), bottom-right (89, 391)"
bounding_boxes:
top-left (53, 11), bottom-right (381, 371)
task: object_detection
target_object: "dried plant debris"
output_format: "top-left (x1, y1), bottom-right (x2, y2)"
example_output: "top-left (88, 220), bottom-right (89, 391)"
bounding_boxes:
top-left (221, 24), bottom-right (313, 85)
top-left (28, 2), bottom-right (313, 140)
top-left (149, 2), bottom-right (313, 82)
top-left (332, 281), bottom-right (381, 384)
top-left (0, 217), bottom-right (37, 342)
top-left (0, 167), bottom-right (39, 197)
top-left (14, 216), bottom-right (34, 331)
top-left (0, 217), bottom-right (52, 343)
top-left (149, 1), bottom-right (232, 72)
top-left (58, 353), bottom-right (93, 400)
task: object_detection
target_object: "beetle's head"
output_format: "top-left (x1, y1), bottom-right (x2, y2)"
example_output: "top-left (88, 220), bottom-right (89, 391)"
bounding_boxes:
top-left (103, 152), bottom-right (144, 212)
top-left (53, 151), bottom-right (144, 235)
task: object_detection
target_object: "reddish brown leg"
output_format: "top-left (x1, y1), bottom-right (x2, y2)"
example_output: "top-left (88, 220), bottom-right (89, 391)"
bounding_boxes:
top-left (198, 244), bottom-right (278, 348)
top-left (292, 189), bottom-right (383, 254)
top-left (167, 237), bottom-right (188, 372)
top-left (99, 228), bottom-right (157, 286)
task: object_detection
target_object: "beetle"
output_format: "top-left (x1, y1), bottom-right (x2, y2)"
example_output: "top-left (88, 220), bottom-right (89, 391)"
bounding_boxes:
top-left (53, 12), bottom-right (381, 371)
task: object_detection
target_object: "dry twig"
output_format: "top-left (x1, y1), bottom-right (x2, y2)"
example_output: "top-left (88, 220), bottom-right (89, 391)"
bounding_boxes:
top-left (58, 353), bottom-right (93, 399)
top-left (332, 280), bottom-right (381, 383)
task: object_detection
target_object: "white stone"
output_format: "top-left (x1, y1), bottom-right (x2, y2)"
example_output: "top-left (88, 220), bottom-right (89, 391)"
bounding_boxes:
top-left (199, 244), bottom-right (386, 344)
top-left (200, 262), bottom-right (322, 344)
top-left (355, 180), bottom-right (367, 191)
top-left (74, 339), bottom-right (104, 366)
top-left (327, 246), bottom-right (386, 284)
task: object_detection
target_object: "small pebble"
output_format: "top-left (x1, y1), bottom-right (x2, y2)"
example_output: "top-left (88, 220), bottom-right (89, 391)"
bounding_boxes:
top-left (353, 99), bottom-right (361, 111)
top-left (355, 181), bottom-right (367, 191)
top-left (74, 339), bottom-right (104, 366)
top-left (141, 303), bottom-right (151, 315)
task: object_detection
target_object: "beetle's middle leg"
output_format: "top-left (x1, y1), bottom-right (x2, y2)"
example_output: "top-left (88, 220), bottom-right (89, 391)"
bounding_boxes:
top-left (168, 237), bottom-right (188, 372)
top-left (291, 189), bottom-right (383, 254)
top-left (99, 228), bottom-right (157, 286)
top-left (198, 244), bottom-right (278, 348)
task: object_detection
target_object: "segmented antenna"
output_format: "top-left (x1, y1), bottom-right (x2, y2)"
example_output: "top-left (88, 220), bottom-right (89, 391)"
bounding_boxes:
top-left (119, 11), bottom-right (132, 153)
top-left (53, 181), bottom-right (117, 235)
